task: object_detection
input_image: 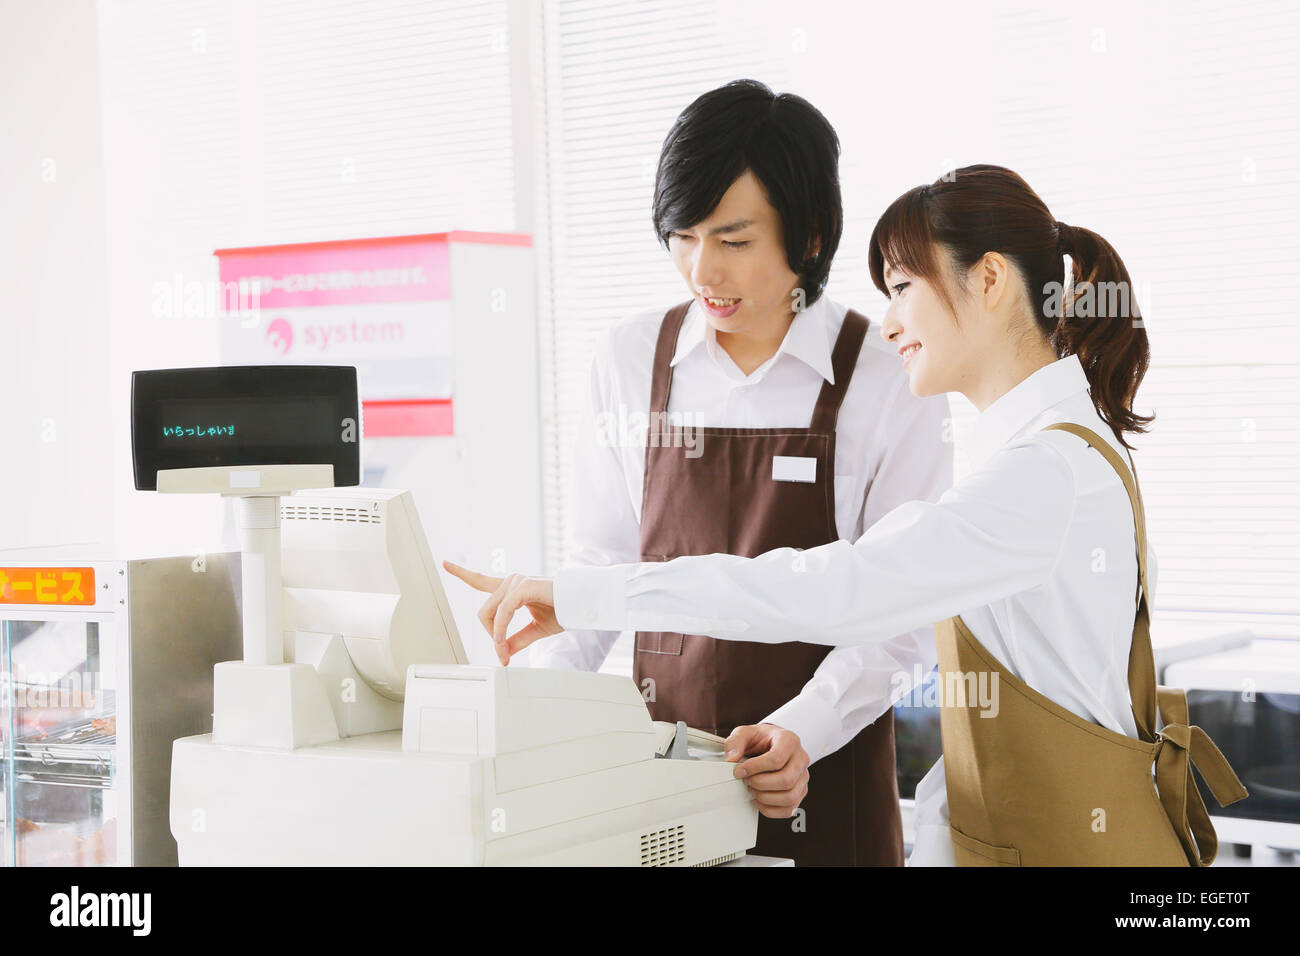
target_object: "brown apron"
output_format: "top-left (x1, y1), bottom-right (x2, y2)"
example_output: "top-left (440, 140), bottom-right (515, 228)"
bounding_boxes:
top-left (936, 421), bottom-right (1248, 866)
top-left (634, 300), bottom-right (904, 867)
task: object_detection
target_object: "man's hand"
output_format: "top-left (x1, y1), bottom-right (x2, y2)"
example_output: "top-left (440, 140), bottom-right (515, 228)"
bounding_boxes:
top-left (724, 723), bottom-right (811, 819)
top-left (442, 561), bottom-right (561, 665)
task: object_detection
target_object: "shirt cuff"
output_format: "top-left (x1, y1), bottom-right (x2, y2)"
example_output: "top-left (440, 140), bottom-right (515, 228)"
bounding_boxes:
top-left (761, 690), bottom-right (844, 767)
top-left (554, 564), bottom-right (633, 632)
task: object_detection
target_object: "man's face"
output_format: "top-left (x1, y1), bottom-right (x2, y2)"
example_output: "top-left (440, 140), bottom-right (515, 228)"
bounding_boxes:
top-left (667, 169), bottom-right (803, 335)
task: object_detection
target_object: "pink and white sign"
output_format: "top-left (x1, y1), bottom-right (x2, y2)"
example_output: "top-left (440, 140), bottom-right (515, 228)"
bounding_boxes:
top-left (217, 234), bottom-right (461, 437)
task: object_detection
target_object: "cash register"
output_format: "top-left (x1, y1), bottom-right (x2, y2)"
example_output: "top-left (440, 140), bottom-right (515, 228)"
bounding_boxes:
top-left (132, 365), bottom-right (757, 865)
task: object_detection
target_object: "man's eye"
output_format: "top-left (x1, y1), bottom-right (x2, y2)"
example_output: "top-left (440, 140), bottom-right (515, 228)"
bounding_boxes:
top-left (890, 281), bottom-right (910, 298)
top-left (723, 240), bottom-right (750, 249)
top-left (669, 232), bottom-right (693, 242)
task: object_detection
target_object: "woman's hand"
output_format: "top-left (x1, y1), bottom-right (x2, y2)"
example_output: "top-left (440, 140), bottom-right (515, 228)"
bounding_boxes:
top-left (442, 561), bottom-right (562, 665)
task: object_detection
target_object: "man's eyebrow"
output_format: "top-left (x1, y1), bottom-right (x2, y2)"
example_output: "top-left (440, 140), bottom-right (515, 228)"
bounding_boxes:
top-left (706, 219), bottom-right (755, 236)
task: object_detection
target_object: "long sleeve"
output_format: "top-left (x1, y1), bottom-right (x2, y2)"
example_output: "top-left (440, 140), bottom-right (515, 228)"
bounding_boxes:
top-left (760, 381), bottom-right (954, 764)
top-left (554, 436), bottom-right (1076, 649)
top-left (527, 330), bottom-right (641, 671)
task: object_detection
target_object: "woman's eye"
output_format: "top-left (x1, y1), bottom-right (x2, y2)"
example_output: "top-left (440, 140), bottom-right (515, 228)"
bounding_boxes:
top-left (890, 281), bottom-right (910, 298)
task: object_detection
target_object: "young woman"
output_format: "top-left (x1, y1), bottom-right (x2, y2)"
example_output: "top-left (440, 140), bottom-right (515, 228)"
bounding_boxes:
top-left (446, 164), bottom-right (1247, 866)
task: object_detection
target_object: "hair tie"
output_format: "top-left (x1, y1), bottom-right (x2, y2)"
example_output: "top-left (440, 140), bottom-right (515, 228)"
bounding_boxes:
top-left (1055, 220), bottom-right (1073, 255)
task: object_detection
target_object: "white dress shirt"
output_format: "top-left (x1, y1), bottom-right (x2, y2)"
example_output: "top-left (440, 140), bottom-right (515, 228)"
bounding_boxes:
top-left (531, 294), bottom-right (954, 766)
top-left (552, 351), bottom-right (1159, 866)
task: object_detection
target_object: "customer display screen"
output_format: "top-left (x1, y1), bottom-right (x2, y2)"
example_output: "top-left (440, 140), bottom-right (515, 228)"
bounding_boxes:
top-left (156, 397), bottom-right (338, 447)
top-left (131, 365), bottom-right (360, 489)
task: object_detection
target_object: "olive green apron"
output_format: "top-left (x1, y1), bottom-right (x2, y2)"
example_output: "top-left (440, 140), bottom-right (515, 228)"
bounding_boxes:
top-left (935, 422), bottom-right (1248, 866)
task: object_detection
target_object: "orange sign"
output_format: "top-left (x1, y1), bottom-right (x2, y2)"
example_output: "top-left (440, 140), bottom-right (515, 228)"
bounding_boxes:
top-left (0, 568), bottom-right (95, 606)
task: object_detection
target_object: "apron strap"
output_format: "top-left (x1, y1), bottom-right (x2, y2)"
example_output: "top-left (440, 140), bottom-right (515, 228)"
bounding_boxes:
top-left (1153, 686), bottom-right (1250, 865)
top-left (648, 301), bottom-right (694, 417)
top-left (809, 309), bottom-right (870, 435)
top-left (1041, 422), bottom-right (1159, 740)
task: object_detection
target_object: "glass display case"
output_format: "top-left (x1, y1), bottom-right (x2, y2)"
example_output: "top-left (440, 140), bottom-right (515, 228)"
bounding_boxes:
top-left (2, 615), bottom-right (118, 865)
top-left (1, 554), bottom-right (241, 866)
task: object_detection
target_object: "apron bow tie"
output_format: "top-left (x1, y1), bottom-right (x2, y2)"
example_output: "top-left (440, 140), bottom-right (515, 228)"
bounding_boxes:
top-left (1153, 687), bottom-right (1249, 866)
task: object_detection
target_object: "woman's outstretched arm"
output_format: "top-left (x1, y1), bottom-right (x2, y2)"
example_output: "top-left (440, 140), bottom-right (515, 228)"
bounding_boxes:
top-left (555, 437), bottom-right (1076, 647)
top-left (447, 436), bottom-right (1076, 661)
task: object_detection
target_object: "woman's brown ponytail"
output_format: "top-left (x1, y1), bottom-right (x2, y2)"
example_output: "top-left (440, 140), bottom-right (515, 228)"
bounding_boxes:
top-left (1053, 221), bottom-right (1154, 444)
top-left (868, 164), bottom-right (1154, 449)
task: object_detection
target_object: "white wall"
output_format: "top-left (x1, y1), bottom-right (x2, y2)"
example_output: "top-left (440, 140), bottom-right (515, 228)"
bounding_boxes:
top-left (0, 0), bottom-right (113, 557)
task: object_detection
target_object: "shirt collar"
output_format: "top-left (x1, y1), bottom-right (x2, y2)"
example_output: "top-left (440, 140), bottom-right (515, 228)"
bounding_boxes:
top-left (968, 353), bottom-right (1091, 469)
top-left (670, 295), bottom-right (839, 385)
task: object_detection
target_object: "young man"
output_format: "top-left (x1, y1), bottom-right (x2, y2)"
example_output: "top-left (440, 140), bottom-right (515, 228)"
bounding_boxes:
top-left (529, 80), bottom-right (953, 866)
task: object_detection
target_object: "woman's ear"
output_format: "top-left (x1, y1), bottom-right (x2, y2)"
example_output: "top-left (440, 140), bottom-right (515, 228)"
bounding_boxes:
top-left (979, 252), bottom-right (1011, 311)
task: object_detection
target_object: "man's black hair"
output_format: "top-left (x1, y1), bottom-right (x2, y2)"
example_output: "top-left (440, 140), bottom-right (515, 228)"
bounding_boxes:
top-left (652, 79), bottom-right (843, 305)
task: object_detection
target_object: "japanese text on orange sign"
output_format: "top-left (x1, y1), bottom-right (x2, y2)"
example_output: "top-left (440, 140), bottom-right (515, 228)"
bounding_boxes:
top-left (0, 568), bottom-right (95, 606)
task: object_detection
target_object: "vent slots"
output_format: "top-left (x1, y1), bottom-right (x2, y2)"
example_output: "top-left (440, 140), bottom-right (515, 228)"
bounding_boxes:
top-left (639, 824), bottom-right (686, 867)
top-left (280, 504), bottom-right (381, 525)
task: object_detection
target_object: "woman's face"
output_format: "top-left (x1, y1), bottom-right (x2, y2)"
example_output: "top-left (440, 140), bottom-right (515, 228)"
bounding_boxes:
top-left (667, 169), bottom-right (803, 336)
top-left (880, 259), bottom-right (977, 398)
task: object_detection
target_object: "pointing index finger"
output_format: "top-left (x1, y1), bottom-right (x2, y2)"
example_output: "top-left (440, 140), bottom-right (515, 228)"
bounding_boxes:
top-left (442, 560), bottom-right (503, 594)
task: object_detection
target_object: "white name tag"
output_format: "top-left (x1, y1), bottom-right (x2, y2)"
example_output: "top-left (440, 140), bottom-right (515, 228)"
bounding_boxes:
top-left (772, 455), bottom-right (817, 483)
